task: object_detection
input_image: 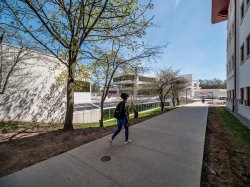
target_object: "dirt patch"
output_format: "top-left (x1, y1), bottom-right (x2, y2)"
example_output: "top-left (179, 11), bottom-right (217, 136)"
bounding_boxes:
top-left (201, 107), bottom-right (250, 186)
top-left (0, 108), bottom-right (172, 177)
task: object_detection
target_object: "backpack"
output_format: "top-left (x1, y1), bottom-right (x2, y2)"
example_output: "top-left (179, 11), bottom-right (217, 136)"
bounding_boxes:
top-left (113, 101), bottom-right (126, 119)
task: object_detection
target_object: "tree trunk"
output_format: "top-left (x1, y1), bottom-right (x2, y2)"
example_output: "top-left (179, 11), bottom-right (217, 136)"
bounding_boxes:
top-left (160, 99), bottom-right (164, 111)
top-left (99, 99), bottom-right (104, 127)
top-left (172, 99), bottom-right (176, 107)
top-left (63, 60), bottom-right (76, 131)
top-left (134, 108), bottom-right (138, 119)
top-left (176, 97), bottom-right (180, 105)
top-left (64, 76), bottom-right (74, 130)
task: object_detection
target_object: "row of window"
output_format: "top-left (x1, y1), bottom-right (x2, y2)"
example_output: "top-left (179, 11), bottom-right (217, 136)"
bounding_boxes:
top-left (241, 0), bottom-right (250, 21)
top-left (227, 89), bottom-right (235, 99)
top-left (113, 75), bottom-right (135, 82)
top-left (240, 87), bottom-right (250, 106)
top-left (240, 33), bottom-right (250, 63)
top-left (228, 32), bottom-right (250, 73)
top-left (227, 88), bottom-right (250, 107)
top-left (138, 76), bottom-right (155, 82)
top-left (113, 75), bottom-right (156, 83)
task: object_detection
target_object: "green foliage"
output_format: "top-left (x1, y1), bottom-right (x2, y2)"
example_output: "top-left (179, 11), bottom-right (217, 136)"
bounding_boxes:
top-left (91, 82), bottom-right (101, 92)
top-left (55, 64), bottom-right (90, 87)
top-left (74, 81), bottom-right (90, 92)
top-left (55, 70), bottom-right (68, 86)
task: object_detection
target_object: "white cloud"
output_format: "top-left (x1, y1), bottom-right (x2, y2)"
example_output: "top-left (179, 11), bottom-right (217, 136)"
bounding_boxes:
top-left (174, 0), bottom-right (180, 7)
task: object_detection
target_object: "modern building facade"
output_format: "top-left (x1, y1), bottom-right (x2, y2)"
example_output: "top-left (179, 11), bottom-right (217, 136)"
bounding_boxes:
top-left (0, 44), bottom-right (91, 122)
top-left (111, 73), bottom-right (200, 98)
top-left (181, 74), bottom-right (201, 98)
top-left (212, 0), bottom-right (250, 120)
top-left (111, 74), bottom-right (156, 97)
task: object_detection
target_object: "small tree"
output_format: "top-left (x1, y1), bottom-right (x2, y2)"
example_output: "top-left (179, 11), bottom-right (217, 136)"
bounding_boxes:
top-left (149, 68), bottom-right (174, 111)
top-left (170, 73), bottom-right (188, 107)
top-left (92, 39), bottom-right (161, 127)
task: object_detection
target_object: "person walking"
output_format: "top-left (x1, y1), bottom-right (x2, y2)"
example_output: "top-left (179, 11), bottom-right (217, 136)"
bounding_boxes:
top-left (109, 93), bottom-right (131, 144)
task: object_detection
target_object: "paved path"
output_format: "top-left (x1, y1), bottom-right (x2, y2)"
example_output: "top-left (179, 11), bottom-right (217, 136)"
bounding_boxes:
top-left (0, 102), bottom-right (208, 187)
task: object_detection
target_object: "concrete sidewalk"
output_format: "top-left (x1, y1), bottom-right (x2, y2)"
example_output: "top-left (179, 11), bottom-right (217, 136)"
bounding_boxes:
top-left (0, 102), bottom-right (208, 187)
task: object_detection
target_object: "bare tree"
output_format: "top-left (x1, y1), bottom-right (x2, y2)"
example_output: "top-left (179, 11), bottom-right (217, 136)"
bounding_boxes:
top-left (1, 0), bottom-right (155, 130)
top-left (148, 68), bottom-right (174, 111)
top-left (170, 73), bottom-right (188, 107)
top-left (92, 38), bottom-right (161, 127)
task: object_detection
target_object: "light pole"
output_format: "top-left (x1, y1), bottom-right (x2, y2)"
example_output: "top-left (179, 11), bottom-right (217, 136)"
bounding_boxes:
top-left (209, 92), bottom-right (213, 103)
top-left (186, 88), bottom-right (191, 104)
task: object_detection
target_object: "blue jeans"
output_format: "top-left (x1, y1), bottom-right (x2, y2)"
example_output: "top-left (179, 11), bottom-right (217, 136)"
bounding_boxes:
top-left (112, 116), bottom-right (129, 141)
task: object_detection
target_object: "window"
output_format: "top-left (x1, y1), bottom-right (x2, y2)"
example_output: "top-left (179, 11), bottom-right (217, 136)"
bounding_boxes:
top-left (247, 34), bottom-right (250, 56)
top-left (241, 44), bottom-right (245, 62)
top-left (138, 76), bottom-right (155, 82)
top-left (240, 88), bottom-right (244, 104)
top-left (241, 1), bottom-right (245, 19)
top-left (113, 75), bottom-right (135, 82)
top-left (247, 87), bottom-right (250, 106)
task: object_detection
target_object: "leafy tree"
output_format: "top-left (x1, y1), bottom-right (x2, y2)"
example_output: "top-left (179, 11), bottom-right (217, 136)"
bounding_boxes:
top-left (1, 0), bottom-right (155, 130)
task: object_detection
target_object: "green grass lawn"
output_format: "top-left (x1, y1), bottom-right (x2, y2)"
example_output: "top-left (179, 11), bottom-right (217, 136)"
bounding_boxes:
top-left (217, 107), bottom-right (250, 150)
top-left (138, 107), bottom-right (162, 118)
top-left (0, 107), bottom-right (171, 133)
top-left (74, 107), bottom-right (166, 129)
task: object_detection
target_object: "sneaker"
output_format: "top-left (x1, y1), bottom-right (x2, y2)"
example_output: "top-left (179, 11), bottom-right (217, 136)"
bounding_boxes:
top-left (109, 138), bottom-right (113, 144)
top-left (124, 140), bottom-right (132, 144)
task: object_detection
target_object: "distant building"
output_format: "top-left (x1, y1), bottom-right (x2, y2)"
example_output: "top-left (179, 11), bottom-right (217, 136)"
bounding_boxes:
top-left (194, 89), bottom-right (227, 99)
top-left (211, 0), bottom-right (250, 120)
top-left (110, 74), bottom-right (156, 97)
top-left (111, 73), bottom-right (200, 98)
top-left (181, 74), bottom-right (201, 98)
top-left (0, 44), bottom-right (91, 122)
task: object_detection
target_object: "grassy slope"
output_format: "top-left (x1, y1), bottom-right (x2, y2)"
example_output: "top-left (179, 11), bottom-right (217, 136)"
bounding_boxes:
top-left (217, 107), bottom-right (250, 151)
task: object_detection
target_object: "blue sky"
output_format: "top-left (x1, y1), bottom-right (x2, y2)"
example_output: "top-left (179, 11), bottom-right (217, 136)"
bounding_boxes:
top-left (144, 0), bottom-right (227, 80)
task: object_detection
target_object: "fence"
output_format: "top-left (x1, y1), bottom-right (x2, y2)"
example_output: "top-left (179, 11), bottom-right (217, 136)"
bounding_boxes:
top-left (73, 101), bottom-right (175, 123)
top-left (103, 101), bottom-right (171, 121)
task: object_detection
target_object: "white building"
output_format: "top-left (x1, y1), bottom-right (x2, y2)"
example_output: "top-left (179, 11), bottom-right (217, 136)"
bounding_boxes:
top-left (111, 74), bottom-right (156, 97)
top-left (212, 0), bottom-right (250, 120)
top-left (0, 44), bottom-right (91, 123)
top-left (181, 74), bottom-right (200, 98)
top-left (111, 73), bottom-right (200, 99)
top-left (194, 89), bottom-right (227, 99)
